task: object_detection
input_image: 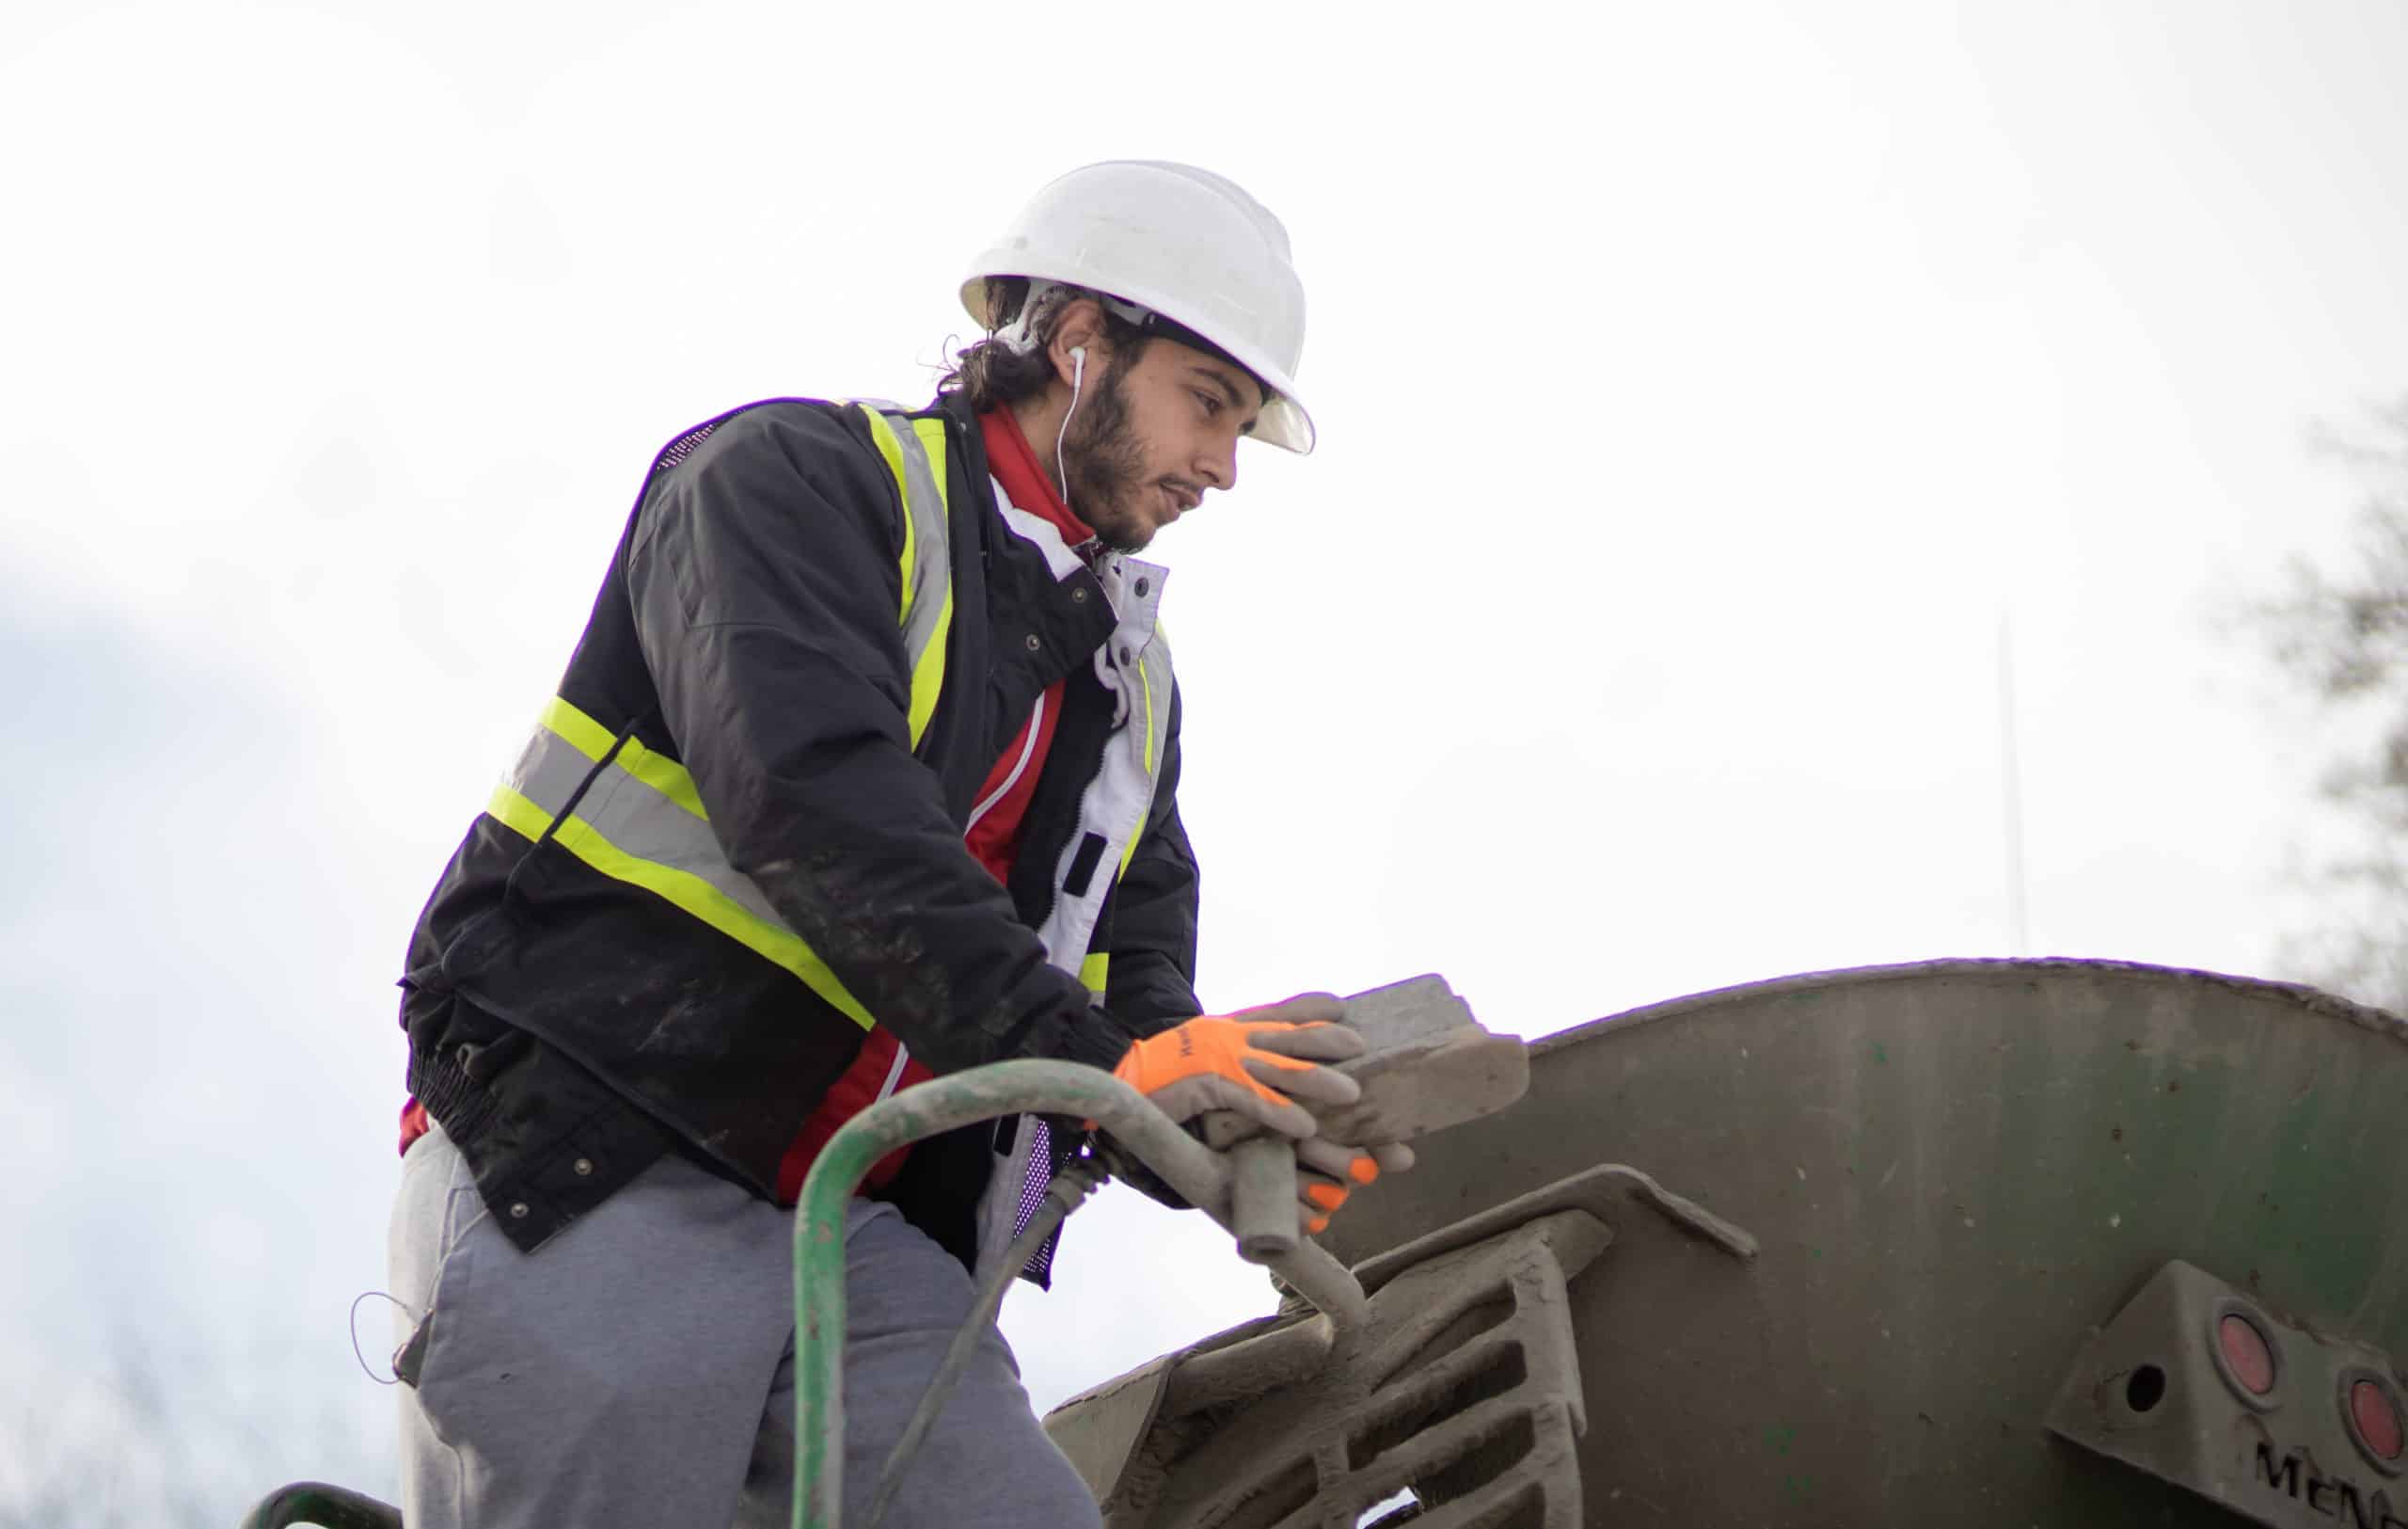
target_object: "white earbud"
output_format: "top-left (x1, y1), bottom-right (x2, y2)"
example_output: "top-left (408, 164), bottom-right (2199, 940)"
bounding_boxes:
top-left (1057, 345), bottom-right (1089, 511)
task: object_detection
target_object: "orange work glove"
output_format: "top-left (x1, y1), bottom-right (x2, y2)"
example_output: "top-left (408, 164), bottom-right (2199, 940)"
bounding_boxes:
top-left (1110, 993), bottom-right (1366, 1140)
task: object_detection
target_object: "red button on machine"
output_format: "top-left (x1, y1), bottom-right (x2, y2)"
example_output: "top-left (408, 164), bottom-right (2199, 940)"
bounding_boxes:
top-left (2351, 1379), bottom-right (2404, 1462)
top-left (2217, 1314), bottom-right (2275, 1396)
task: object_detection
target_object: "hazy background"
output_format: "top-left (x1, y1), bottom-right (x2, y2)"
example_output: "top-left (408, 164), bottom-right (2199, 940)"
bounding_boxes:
top-left (7, 2), bottom-right (2406, 1519)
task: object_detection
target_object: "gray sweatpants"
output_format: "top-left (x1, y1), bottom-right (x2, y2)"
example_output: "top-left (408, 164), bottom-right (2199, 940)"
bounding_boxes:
top-left (388, 1125), bottom-right (1101, 1528)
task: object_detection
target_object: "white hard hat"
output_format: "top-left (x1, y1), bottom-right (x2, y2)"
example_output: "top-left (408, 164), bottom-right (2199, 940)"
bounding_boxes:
top-left (961, 160), bottom-right (1315, 454)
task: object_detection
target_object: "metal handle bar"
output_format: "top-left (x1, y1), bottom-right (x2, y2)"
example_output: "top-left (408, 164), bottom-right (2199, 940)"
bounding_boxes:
top-left (234, 1482), bottom-right (403, 1529)
top-left (791, 1059), bottom-right (1370, 1529)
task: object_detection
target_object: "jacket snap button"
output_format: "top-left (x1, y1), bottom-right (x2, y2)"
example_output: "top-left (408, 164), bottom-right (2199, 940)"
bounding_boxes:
top-left (1071, 587), bottom-right (1087, 603)
top-left (1117, 646), bottom-right (1133, 665)
top-left (1134, 578), bottom-right (1149, 597)
top-left (1024, 633), bottom-right (1041, 652)
top-left (573, 1157), bottom-right (594, 1176)
top-left (509, 1202), bottom-right (531, 1219)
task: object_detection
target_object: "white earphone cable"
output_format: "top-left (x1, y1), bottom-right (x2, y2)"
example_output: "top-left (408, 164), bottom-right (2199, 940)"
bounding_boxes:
top-left (1055, 346), bottom-right (1086, 515)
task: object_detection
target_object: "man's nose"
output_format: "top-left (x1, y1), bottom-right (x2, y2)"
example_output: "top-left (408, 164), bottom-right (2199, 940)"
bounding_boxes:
top-left (1198, 438), bottom-right (1238, 493)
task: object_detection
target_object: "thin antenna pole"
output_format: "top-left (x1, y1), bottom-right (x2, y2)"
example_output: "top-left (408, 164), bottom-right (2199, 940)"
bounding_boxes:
top-left (1998, 610), bottom-right (2031, 956)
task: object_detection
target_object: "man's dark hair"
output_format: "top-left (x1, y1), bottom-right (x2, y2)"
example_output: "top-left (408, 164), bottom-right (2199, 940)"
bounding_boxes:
top-left (941, 278), bottom-right (1153, 413)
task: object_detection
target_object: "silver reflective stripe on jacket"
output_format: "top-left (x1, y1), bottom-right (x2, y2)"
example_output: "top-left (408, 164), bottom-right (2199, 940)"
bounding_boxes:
top-left (506, 722), bottom-right (774, 926)
top-left (490, 699), bottom-right (880, 1029)
top-left (857, 406), bottom-right (955, 750)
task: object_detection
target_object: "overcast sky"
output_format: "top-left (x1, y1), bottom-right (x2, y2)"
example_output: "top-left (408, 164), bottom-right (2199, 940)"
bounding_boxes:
top-left (7, 2), bottom-right (2408, 1520)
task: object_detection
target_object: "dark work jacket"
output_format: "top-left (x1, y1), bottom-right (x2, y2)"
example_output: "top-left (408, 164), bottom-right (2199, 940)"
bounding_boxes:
top-left (399, 390), bottom-right (1201, 1269)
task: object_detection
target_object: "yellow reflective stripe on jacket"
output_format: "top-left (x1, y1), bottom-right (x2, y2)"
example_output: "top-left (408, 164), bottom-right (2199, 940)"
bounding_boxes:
top-left (856, 406), bottom-right (955, 750)
top-left (1117, 632), bottom-right (1172, 882)
top-left (492, 710), bottom-right (878, 1032)
top-left (901, 417), bottom-right (953, 749)
top-left (537, 694), bottom-right (618, 760)
top-left (863, 409), bottom-right (923, 625)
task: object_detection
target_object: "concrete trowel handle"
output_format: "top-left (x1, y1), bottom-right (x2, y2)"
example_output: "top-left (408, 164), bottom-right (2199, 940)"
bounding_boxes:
top-left (1228, 1135), bottom-right (1299, 1262)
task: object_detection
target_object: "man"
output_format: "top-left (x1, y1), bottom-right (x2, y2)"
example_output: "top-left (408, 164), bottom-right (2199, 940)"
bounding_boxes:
top-left (386, 160), bottom-right (1406, 1527)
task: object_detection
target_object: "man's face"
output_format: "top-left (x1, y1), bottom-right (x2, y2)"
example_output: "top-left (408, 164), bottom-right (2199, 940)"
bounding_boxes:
top-left (1062, 337), bottom-right (1265, 553)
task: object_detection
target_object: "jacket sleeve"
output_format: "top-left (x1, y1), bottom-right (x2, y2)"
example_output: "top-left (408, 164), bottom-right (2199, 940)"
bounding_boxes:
top-left (623, 404), bottom-right (1133, 1076)
top-left (1103, 682), bottom-right (1202, 1034)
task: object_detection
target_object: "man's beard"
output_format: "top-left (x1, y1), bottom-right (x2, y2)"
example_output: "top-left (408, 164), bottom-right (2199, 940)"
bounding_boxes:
top-left (1060, 357), bottom-right (1156, 552)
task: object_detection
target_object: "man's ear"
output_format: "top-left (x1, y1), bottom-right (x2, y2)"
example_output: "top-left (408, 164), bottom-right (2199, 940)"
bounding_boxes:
top-left (1048, 298), bottom-right (1108, 387)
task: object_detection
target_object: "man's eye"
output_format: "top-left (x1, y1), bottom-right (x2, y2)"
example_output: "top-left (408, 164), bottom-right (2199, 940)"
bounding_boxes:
top-left (1195, 391), bottom-right (1222, 417)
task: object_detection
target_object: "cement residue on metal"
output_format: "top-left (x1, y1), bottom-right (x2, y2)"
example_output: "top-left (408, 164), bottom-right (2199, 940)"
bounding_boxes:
top-left (1054, 1208), bottom-right (1614, 1529)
